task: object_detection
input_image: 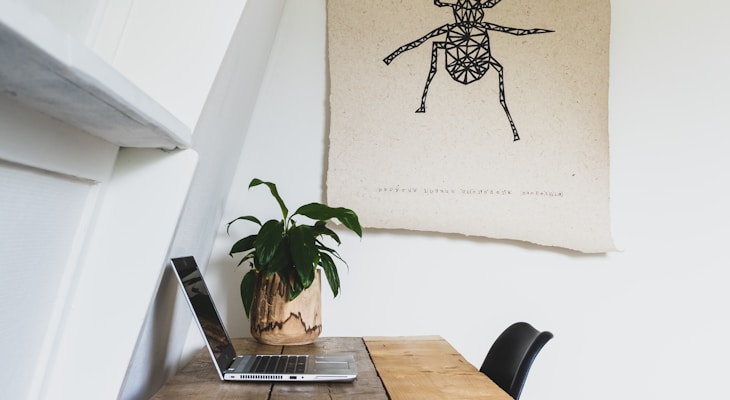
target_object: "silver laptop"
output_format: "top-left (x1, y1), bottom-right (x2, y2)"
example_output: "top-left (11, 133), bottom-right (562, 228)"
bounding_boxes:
top-left (170, 256), bottom-right (357, 382)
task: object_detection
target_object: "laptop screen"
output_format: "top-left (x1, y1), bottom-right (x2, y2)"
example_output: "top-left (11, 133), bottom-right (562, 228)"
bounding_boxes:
top-left (171, 256), bottom-right (237, 377)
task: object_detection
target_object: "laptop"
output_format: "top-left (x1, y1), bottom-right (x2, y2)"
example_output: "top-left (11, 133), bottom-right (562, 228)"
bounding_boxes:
top-left (170, 256), bottom-right (357, 382)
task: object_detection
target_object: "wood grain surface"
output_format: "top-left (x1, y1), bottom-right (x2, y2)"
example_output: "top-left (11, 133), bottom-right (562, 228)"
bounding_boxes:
top-left (364, 336), bottom-right (512, 400)
top-left (152, 336), bottom-right (510, 399)
top-left (151, 337), bottom-right (386, 399)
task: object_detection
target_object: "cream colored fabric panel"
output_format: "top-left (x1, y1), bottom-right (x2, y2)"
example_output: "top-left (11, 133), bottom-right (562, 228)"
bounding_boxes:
top-left (327, 0), bottom-right (614, 253)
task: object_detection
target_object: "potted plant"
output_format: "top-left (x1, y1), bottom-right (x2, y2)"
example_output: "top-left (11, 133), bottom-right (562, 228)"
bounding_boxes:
top-left (227, 178), bottom-right (362, 344)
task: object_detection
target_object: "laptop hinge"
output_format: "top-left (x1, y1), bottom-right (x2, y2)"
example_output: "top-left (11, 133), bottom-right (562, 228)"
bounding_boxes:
top-left (227, 356), bottom-right (246, 373)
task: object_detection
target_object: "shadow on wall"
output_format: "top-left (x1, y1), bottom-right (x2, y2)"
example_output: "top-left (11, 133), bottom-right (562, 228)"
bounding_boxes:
top-left (118, 265), bottom-right (181, 399)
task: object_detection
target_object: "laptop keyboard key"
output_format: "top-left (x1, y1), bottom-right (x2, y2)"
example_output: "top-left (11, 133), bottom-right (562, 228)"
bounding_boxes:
top-left (296, 356), bottom-right (307, 373)
top-left (251, 355), bottom-right (308, 374)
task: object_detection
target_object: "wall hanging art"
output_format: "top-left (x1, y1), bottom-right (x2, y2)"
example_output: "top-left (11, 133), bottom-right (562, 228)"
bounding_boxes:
top-left (326, 0), bottom-right (615, 253)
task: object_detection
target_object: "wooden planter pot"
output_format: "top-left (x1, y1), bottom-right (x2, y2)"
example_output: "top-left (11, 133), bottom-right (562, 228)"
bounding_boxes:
top-left (250, 269), bottom-right (322, 345)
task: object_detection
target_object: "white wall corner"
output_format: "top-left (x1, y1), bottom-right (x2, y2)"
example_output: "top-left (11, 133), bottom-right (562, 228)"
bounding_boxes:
top-left (40, 148), bottom-right (199, 400)
top-left (117, 0), bottom-right (287, 398)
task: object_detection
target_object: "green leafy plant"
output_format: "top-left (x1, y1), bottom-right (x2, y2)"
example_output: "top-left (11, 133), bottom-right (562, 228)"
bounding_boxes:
top-left (227, 178), bottom-right (362, 318)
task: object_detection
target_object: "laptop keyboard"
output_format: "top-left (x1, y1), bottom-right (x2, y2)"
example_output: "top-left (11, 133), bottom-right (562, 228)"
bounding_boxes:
top-left (251, 355), bottom-right (308, 374)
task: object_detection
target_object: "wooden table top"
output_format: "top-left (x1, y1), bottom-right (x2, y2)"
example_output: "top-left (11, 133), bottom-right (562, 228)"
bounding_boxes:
top-left (152, 336), bottom-right (511, 400)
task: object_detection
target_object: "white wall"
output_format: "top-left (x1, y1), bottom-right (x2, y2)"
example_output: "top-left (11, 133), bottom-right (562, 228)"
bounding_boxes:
top-left (0, 96), bottom-right (117, 400)
top-left (118, 1), bottom-right (286, 398)
top-left (90, 0), bottom-right (250, 131)
top-left (206, 1), bottom-right (730, 400)
top-left (19, 0), bottom-right (102, 40)
top-left (1, 0), bottom-right (276, 398)
top-left (12, 0), bottom-right (250, 131)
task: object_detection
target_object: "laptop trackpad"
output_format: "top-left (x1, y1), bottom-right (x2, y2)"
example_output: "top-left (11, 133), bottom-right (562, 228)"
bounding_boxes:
top-left (313, 356), bottom-right (354, 372)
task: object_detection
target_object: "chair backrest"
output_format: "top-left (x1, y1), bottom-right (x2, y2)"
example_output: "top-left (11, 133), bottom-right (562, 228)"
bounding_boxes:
top-left (479, 322), bottom-right (553, 400)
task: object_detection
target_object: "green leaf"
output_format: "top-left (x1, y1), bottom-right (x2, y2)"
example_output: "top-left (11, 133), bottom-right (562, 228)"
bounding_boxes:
top-left (287, 271), bottom-right (305, 301)
top-left (295, 203), bottom-right (362, 237)
top-left (249, 178), bottom-right (289, 221)
top-left (236, 252), bottom-right (256, 268)
top-left (317, 241), bottom-right (345, 262)
top-left (266, 239), bottom-right (293, 275)
top-left (289, 225), bottom-right (318, 288)
top-left (313, 222), bottom-right (342, 245)
top-left (240, 270), bottom-right (258, 319)
top-left (226, 215), bottom-right (261, 234)
top-left (319, 252), bottom-right (341, 297)
top-left (229, 234), bottom-right (257, 256)
top-left (254, 220), bottom-right (284, 266)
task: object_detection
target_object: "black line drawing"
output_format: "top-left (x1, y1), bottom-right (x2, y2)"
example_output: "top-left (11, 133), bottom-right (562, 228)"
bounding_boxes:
top-left (383, 0), bottom-right (553, 141)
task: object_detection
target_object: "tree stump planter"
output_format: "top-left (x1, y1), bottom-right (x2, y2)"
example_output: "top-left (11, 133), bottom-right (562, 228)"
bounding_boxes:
top-left (250, 269), bottom-right (322, 345)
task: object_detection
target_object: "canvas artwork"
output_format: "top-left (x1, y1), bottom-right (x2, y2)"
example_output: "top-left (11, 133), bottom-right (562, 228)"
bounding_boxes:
top-left (326, 0), bottom-right (615, 253)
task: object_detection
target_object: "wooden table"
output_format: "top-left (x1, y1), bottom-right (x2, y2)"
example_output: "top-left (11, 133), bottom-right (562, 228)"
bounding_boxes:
top-left (152, 336), bottom-right (511, 400)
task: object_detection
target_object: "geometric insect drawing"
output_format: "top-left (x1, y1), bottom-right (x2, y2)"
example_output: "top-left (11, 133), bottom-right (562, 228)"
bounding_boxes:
top-left (383, 0), bottom-right (552, 141)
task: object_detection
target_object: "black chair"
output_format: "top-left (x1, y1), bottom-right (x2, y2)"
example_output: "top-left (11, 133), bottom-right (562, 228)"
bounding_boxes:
top-left (479, 322), bottom-right (553, 400)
